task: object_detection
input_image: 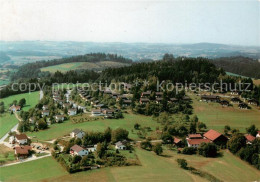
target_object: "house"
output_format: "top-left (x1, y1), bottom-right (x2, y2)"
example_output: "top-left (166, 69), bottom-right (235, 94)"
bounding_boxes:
top-left (104, 90), bottom-right (112, 95)
top-left (141, 91), bottom-right (151, 98)
top-left (15, 134), bottom-right (29, 144)
top-left (173, 137), bottom-right (182, 146)
top-left (70, 145), bottom-right (88, 157)
top-left (86, 145), bottom-right (97, 152)
top-left (41, 110), bottom-right (50, 117)
top-left (220, 100), bottom-right (229, 107)
top-left (68, 108), bottom-right (77, 116)
top-left (115, 141), bottom-right (126, 150)
top-left (122, 100), bottom-right (132, 106)
top-left (94, 104), bottom-right (106, 109)
top-left (9, 136), bottom-right (15, 144)
top-left (91, 109), bottom-right (104, 116)
top-left (123, 83), bottom-right (132, 92)
top-left (204, 129), bottom-right (228, 146)
top-left (231, 97), bottom-right (241, 104)
top-left (55, 99), bottom-right (64, 105)
top-left (186, 138), bottom-right (211, 148)
top-left (29, 117), bottom-right (36, 124)
top-left (245, 134), bottom-right (256, 144)
top-left (256, 131), bottom-right (260, 138)
top-left (15, 146), bottom-right (32, 159)
top-left (182, 96), bottom-right (191, 101)
top-left (230, 91), bottom-right (240, 95)
top-left (201, 95), bottom-right (220, 102)
top-left (112, 92), bottom-right (120, 99)
top-left (77, 105), bottom-right (86, 112)
top-left (155, 92), bottom-right (163, 98)
top-left (91, 100), bottom-right (99, 105)
top-left (9, 105), bottom-right (21, 112)
top-left (248, 99), bottom-right (259, 106)
top-left (55, 115), bottom-right (64, 122)
top-left (62, 103), bottom-right (70, 108)
top-left (70, 129), bottom-right (86, 139)
top-left (188, 134), bottom-right (202, 139)
top-left (140, 98), bottom-right (150, 104)
top-left (42, 105), bottom-right (48, 110)
top-left (169, 98), bottom-right (178, 103)
top-left (156, 98), bottom-right (163, 104)
top-left (239, 103), bottom-right (249, 109)
top-left (103, 109), bottom-right (114, 117)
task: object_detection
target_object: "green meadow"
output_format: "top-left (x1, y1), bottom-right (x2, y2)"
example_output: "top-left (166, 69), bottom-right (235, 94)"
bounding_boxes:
top-left (26, 113), bottom-right (161, 141)
top-left (0, 114), bottom-right (17, 138)
top-left (191, 95), bottom-right (260, 132)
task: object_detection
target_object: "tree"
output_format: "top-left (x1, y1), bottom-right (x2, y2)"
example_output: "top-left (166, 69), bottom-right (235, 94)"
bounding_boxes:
top-left (246, 124), bottom-right (258, 136)
top-left (162, 133), bottom-right (173, 144)
top-left (96, 142), bottom-right (106, 158)
top-left (224, 125), bottom-right (231, 135)
top-left (153, 143), bottom-right (163, 155)
top-left (227, 134), bottom-right (246, 154)
top-left (182, 147), bottom-right (196, 155)
top-left (191, 115), bottom-right (198, 123)
top-left (177, 159), bottom-right (188, 169)
top-left (198, 143), bottom-right (218, 157)
top-left (140, 140), bottom-right (152, 151)
top-left (80, 156), bottom-right (90, 167)
top-left (72, 155), bottom-right (82, 164)
top-left (18, 98), bottom-right (26, 108)
top-left (0, 105), bottom-right (4, 114)
top-left (198, 122), bottom-right (207, 131)
top-left (37, 119), bottom-right (48, 130)
top-left (104, 127), bottom-right (112, 143)
top-left (189, 122), bottom-right (197, 134)
top-left (111, 128), bottom-right (129, 142)
top-left (134, 123), bottom-right (141, 130)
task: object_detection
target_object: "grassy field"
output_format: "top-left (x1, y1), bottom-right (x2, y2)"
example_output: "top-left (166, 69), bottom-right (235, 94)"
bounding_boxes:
top-left (0, 114), bottom-right (17, 138)
top-left (191, 94), bottom-right (260, 132)
top-left (0, 144), bottom-right (15, 164)
top-left (164, 149), bottom-right (260, 182)
top-left (0, 91), bottom-right (40, 111)
top-left (0, 157), bottom-right (67, 181)
top-left (26, 113), bottom-right (160, 141)
top-left (253, 79), bottom-right (260, 86)
top-left (40, 61), bottom-right (130, 73)
top-left (0, 92), bottom-right (40, 137)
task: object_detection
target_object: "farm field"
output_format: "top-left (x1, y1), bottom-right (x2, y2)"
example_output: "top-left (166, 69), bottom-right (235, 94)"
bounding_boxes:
top-left (0, 114), bottom-right (17, 138)
top-left (164, 149), bottom-right (260, 182)
top-left (0, 144), bottom-right (15, 164)
top-left (0, 157), bottom-right (67, 181)
top-left (26, 113), bottom-right (160, 141)
top-left (253, 79), bottom-right (260, 86)
top-left (0, 149), bottom-right (205, 182)
top-left (191, 95), bottom-right (260, 132)
top-left (0, 91), bottom-right (40, 111)
top-left (40, 61), bottom-right (130, 73)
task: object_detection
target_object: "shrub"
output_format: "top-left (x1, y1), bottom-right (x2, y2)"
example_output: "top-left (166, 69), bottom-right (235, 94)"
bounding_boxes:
top-left (177, 158), bottom-right (188, 169)
top-left (182, 147), bottom-right (196, 155)
top-left (198, 143), bottom-right (218, 157)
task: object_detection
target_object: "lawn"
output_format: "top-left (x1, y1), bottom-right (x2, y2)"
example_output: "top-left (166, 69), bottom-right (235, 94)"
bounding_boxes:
top-left (40, 61), bottom-right (130, 73)
top-left (0, 157), bottom-right (67, 181)
top-left (164, 149), bottom-right (260, 182)
top-left (0, 91), bottom-right (40, 111)
top-left (26, 113), bottom-right (161, 141)
top-left (0, 114), bottom-right (17, 138)
top-left (191, 94), bottom-right (260, 132)
top-left (0, 144), bottom-right (15, 164)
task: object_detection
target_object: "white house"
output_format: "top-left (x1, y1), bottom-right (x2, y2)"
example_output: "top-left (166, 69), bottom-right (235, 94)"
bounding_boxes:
top-left (86, 145), bottom-right (97, 152)
top-left (9, 136), bottom-right (15, 144)
top-left (42, 105), bottom-right (48, 110)
top-left (70, 129), bottom-right (85, 139)
top-left (55, 115), bottom-right (65, 122)
top-left (15, 134), bottom-right (29, 145)
top-left (256, 131), bottom-right (260, 138)
top-left (42, 110), bottom-right (50, 117)
top-left (70, 145), bottom-right (88, 157)
top-left (115, 141), bottom-right (126, 150)
top-left (68, 108), bottom-right (77, 116)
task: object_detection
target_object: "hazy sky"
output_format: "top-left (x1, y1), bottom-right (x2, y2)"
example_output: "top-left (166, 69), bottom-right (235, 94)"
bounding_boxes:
top-left (0, 0), bottom-right (259, 46)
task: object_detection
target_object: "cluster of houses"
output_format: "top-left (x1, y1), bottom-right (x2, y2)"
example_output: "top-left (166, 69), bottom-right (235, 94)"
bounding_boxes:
top-left (139, 91), bottom-right (191, 105)
top-left (173, 129), bottom-right (260, 149)
top-left (200, 95), bottom-right (259, 109)
top-left (9, 105), bottom-right (21, 112)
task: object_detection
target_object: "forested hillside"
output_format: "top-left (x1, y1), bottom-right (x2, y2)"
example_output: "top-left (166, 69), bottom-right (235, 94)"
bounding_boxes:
top-left (11, 53), bottom-right (132, 80)
top-left (212, 56), bottom-right (260, 79)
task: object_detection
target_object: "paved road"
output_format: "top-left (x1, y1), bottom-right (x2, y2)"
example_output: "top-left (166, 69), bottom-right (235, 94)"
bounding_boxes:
top-left (40, 90), bottom-right (44, 100)
top-left (0, 113), bottom-right (20, 143)
top-left (0, 154), bottom-right (51, 168)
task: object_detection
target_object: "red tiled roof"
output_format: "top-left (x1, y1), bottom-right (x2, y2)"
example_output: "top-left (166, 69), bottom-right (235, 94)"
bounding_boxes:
top-left (70, 145), bottom-right (85, 153)
top-left (245, 134), bottom-right (256, 142)
top-left (188, 134), bottom-right (202, 139)
top-left (203, 129), bottom-right (222, 141)
top-left (174, 137), bottom-right (181, 144)
top-left (15, 134), bottom-right (28, 140)
top-left (187, 138), bottom-right (211, 145)
top-left (15, 146), bottom-right (31, 155)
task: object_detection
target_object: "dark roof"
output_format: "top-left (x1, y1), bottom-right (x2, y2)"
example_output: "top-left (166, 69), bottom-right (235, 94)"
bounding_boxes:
top-left (140, 98), bottom-right (150, 102)
top-left (72, 128), bottom-right (82, 134)
top-left (123, 100), bottom-right (132, 103)
top-left (15, 134), bottom-right (28, 140)
top-left (142, 91), bottom-right (151, 95)
top-left (155, 92), bottom-right (163, 95)
top-left (201, 95), bottom-right (219, 99)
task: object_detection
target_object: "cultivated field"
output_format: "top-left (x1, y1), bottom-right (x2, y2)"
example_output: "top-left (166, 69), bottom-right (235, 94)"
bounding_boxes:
top-left (40, 61), bottom-right (130, 73)
top-left (26, 113), bottom-right (160, 141)
top-left (191, 95), bottom-right (260, 132)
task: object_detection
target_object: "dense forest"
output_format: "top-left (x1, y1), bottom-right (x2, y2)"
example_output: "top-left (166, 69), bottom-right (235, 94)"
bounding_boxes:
top-left (212, 56), bottom-right (260, 79)
top-left (11, 53), bottom-right (132, 80)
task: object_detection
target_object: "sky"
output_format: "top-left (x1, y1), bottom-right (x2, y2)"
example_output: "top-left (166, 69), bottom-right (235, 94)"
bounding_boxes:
top-left (0, 0), bottom-right (259, 46)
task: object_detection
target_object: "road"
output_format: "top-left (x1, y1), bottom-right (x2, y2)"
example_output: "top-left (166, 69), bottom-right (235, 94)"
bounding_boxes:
top-left (40, 90), bottom-right (44, 100)
top-left (0, 123), bottom-right (18, 143)
top-left (0, 154), bottom-right (51, 168)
